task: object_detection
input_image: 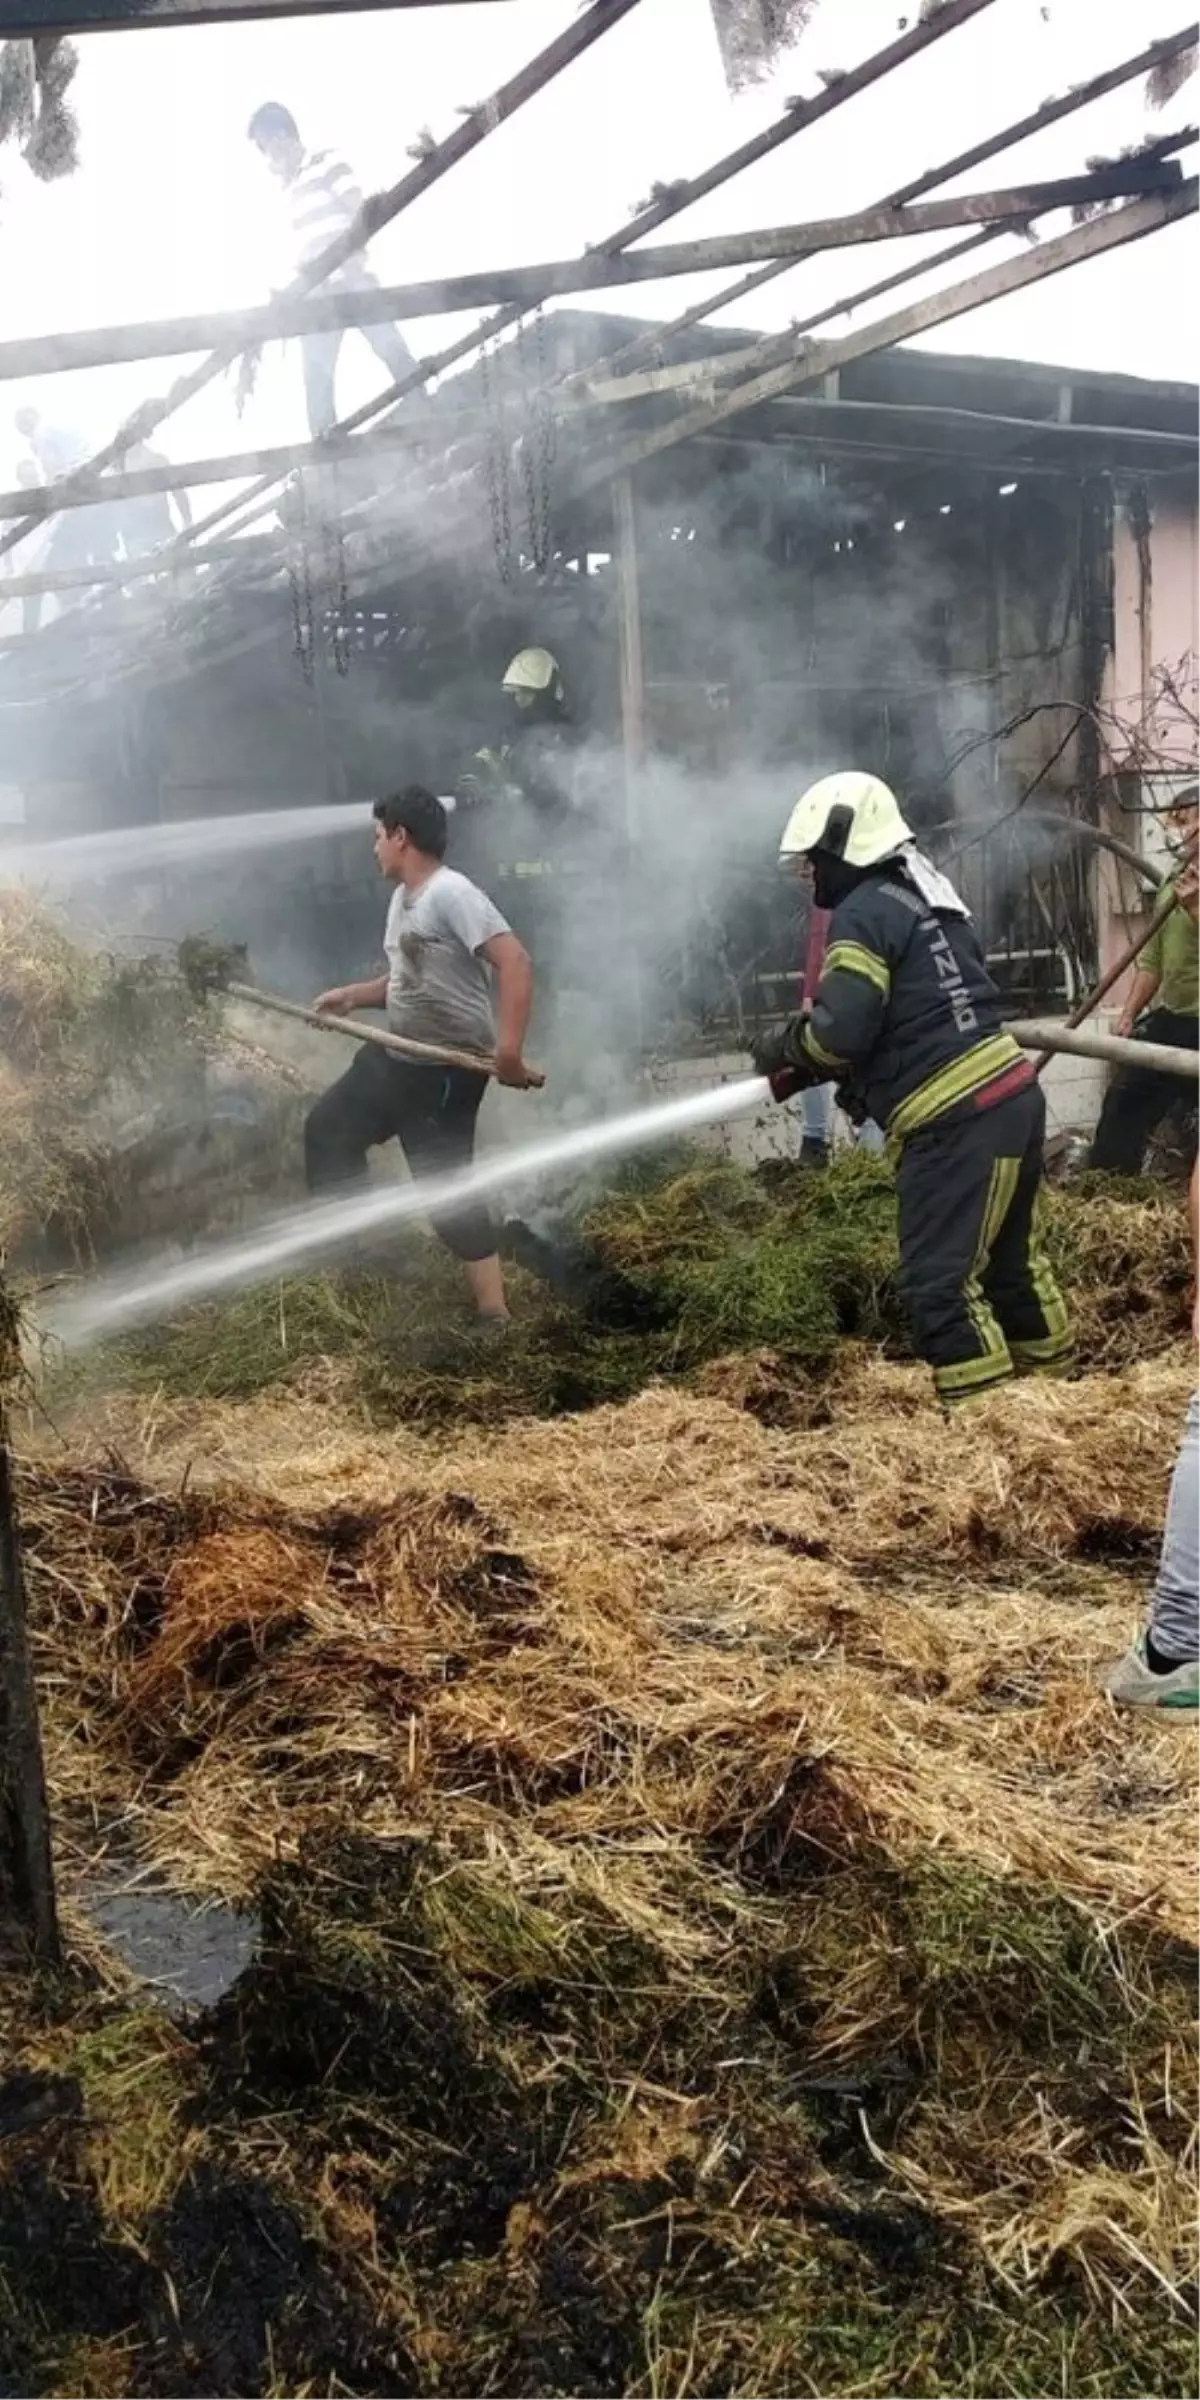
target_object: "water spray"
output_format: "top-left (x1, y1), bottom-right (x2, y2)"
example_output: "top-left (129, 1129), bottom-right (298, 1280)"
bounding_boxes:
top-left (1, 804), bottom-right (373, 890)
top-left (45, 1074), bottom-right (774, 1351)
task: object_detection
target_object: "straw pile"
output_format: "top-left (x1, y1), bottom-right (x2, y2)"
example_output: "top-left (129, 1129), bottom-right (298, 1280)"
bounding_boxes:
top-left (3, 1341), bottom-right (1196, 2397)
top-left (0, 886), bottom-right (300, 1264)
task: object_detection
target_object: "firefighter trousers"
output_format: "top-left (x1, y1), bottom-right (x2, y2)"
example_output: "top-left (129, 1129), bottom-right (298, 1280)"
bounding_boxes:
top-left (896, 1082), bottom-right (1073, 1405)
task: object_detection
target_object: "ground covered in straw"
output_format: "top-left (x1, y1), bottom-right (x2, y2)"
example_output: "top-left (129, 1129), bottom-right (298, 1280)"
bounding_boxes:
top-left (3, 1280), bottom-right (1197, 2395)
top-left (57, 1151), bottom-right (1194, 1427)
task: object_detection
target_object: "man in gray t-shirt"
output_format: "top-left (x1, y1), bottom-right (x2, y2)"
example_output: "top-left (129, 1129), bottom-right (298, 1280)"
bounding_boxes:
top-left (304, 787), bottom-right (535, 1324)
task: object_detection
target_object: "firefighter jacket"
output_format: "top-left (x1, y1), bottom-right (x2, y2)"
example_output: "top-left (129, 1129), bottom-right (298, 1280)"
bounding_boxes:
top-left (784, 867), bottom-right (1032, 1141)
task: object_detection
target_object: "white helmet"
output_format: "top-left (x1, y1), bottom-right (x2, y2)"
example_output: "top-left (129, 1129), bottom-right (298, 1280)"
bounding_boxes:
top-left (779, 771), bottom-right (912, 869)
top-left (501, 646), bottom-right (564, 708)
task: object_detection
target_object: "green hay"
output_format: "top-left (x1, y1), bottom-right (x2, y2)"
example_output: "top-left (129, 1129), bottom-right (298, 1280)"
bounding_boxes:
top-left (50, 1150), bottom-right (1192, 1432)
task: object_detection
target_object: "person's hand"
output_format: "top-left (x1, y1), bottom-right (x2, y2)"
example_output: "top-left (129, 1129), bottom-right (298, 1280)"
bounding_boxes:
top-left (494, 1050), bottom-right (537, 1090)
top-left (312, 987), bottom-right (357, 1017)
top-left (750, 1023), bottom-right (793, 1079)
top-left (1114, 1008), bottom-right (1136, 1040)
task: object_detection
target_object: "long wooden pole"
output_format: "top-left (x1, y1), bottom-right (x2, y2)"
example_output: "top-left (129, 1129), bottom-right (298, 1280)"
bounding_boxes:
top-left (0, 163), bottom-right (1180, 389)
top-left (1007, 1019), bottom-right (1198, 1080)
top-left (572, 30), bottom-right (1200, 387)
top-left (581, 183), bottom-right (1199, 493)
top-left (5, 1), bottom-right (513, 25)
top-left (226, 980), bottom-right (546, 1088)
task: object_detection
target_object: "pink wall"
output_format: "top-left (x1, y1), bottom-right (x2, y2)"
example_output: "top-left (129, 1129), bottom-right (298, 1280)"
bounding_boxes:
top-left (1104, 481), bottom-right (1199, 764)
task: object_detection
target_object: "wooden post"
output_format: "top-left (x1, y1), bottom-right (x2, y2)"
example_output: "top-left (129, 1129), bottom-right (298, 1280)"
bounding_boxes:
top-left (0, 1317), bottom-right (62, 1969)
top-left (613, 472), bottom-right (646, 842)
top-left (613, 470), bottom-right (645, 1038)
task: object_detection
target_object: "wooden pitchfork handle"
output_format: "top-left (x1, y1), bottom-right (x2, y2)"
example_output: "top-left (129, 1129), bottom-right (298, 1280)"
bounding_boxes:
top-left (225, 980), bottom-right (546, 1087)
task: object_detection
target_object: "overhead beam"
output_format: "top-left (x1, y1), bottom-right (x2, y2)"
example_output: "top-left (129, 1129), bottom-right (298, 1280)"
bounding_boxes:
top-left (0, 417), bottom-right (466, 524)
top-left (0, 538), bottom-right (277, 598)
top-left (0, 160), bottom-right (1180, 386)
top-left (0, 0), bottom-right (641, 566)
top-left (578, 127), bottom-right (1196, 406)
top-left (158, 0), bottom-right (999, 562)
top-left (580, 182), bottom-right (1200, 493)
top-left (0, 1), bottom-right (514, 24)
top-left (584, 22), bottom-right (1200, 378)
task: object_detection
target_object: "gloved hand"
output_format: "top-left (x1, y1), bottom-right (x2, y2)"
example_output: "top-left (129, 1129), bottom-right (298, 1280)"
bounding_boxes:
top-left (750, 1022), bottom-right (806, 1104)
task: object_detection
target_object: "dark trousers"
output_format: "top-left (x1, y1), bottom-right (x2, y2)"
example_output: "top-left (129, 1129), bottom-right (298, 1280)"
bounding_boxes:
top-left (22, 508), bottom-right (121, 634)
top-left (304, 1045), bottom-right (494, 1262)
top-left (1088, 1008), bottom-right (1199, 1173)
top-left (300, 315), bottom-right (415, 438)
top-left (897, 1082), bottom-right (1073, 1405)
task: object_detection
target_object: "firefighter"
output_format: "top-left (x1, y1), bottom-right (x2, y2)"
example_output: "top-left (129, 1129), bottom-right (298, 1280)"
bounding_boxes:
top-left (750, 771), bottom-right (1073, 1405)
top-left (463, 647), bottom-right (573, 819)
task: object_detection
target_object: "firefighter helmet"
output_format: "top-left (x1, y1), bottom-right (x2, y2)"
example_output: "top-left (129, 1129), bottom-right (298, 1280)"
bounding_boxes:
top-left (779, 772), bottom-right (913, 869)
top-left (501, 646), bottom-right (564, 710)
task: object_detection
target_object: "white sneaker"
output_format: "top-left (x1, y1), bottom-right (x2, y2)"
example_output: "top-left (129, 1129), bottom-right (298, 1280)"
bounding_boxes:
top-left (1102, 1635), bottom-right (1199, 1711)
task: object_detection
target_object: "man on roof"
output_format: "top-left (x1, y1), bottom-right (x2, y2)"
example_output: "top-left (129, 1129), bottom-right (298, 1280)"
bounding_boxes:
top-left (751, 770), bottom-right (1073, 1407)
top-left (248, 103), bottom-right (416, 438)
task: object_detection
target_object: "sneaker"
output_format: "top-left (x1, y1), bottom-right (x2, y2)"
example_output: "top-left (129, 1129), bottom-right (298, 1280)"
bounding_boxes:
top-left (1102, 1635), bottom-right (1199, 1710)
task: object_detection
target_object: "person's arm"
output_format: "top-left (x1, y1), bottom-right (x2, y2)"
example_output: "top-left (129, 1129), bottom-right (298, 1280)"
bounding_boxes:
top-left (479, 930), bottom-right (534, 1087)
top-left (798, 917), bottom-right (893, 1082)
top-left (1116, 905), bottom-right (1168, 1036)
top-left (1115, 964), bottom-right (1162, 1039)
top-left (311, 973), bottom-right (388, 1015)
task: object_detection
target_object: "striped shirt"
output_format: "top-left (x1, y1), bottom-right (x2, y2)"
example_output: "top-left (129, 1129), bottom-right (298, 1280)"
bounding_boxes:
top-left (287, 148), bottom-right (368, 276)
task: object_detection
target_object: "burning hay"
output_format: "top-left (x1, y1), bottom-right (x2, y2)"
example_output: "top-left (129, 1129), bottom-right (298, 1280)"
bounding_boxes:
top-left (2, 1332), bottom-right (1196, 2395)
top-left (0, 887), bottom-right (302, 1265)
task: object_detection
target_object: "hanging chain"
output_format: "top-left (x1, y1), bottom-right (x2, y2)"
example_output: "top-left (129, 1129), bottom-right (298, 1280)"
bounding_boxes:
top-left (286, 471), bottom-right (315, 686)
top-left (514, 309), bottom-right (556, 575)
top-left (532, 305), bottom-right (556, 575)
top-left (323, 517), bottom-right (352, 677)
top-left (515, 315), bottom-right (539, 568)
top-left (479, 334), bottom-right (513, 585)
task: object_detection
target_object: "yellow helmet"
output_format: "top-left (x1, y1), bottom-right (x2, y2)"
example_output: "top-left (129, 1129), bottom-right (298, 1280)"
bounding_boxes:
top-left (779, 771), bottom-right (912, 869)
top-left (502, 646), bottom-right (564, 709)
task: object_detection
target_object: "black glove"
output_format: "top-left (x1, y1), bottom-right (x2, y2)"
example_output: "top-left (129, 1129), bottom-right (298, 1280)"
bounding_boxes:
top-left (751, 1021), bottom-right (810, 1104)
top-left (750, 1022), bottom-right (794, 1080)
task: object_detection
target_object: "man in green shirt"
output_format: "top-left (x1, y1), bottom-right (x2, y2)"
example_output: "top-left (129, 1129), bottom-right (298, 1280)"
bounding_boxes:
top-left (1089, 786), bottom-right (1198, 1172)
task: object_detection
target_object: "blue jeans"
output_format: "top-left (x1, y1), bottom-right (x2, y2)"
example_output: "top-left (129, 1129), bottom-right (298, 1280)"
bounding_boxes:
top-left (800, 1085), bottom-right (832, 1146)
top-left (1150, 1391), bottom-right (1199, 1663)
